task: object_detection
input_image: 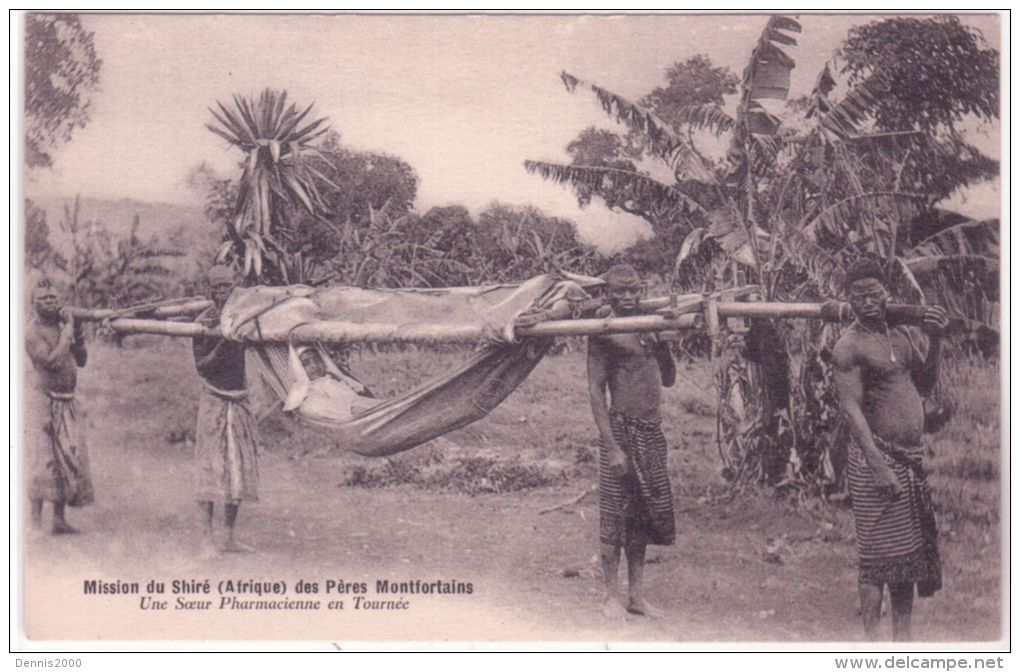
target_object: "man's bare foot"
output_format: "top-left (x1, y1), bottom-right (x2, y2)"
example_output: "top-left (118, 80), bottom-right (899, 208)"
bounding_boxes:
top-left (27, 520), bottom-right (46, 541)
top-left (51, 520), bottom-right (79, 535)
top-left (222, 538), bottom-right (255, 553)
top-left (626, 597), bottom-right (665, 619)
top-left (601, 594), bottom-right (629, 620)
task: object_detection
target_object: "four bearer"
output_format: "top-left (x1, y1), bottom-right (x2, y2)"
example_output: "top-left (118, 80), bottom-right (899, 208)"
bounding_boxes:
top-left (24, 258), bottom-right (953, 638)
top-left (587, 264), bottom-right (676, 619)
top-left (833, 259), bottom-right (948, 641)
top-left (191, 264), bottom-right (262, 554)
top-left (25, 279), bottom-right (93, 534)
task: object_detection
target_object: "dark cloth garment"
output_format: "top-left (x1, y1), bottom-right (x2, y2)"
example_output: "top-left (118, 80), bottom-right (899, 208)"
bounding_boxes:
top-left (194, 383), bottom-right (260, 503)
top-left (848, 434), bottom-right (941, 596)
top-left (192, 309), bottom-right (258, 502)
top-left (192, 307), bottom-right (246, 391)
top-left (26, 389), bottom-right (94, 506)
top-left (598, 410), bottom-right (676, 547)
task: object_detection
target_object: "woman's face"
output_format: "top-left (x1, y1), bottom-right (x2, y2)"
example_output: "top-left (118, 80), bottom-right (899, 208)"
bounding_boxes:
top-left (299, 349), bottom-right (326, 380)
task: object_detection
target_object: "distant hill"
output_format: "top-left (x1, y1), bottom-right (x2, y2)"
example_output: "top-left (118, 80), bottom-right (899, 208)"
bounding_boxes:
top-left (26, 195), bottom-right (221, 269)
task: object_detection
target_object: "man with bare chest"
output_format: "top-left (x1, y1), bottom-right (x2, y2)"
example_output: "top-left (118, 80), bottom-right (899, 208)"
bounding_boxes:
top-left (24, 279), bottom-right (93, 534)
top-left (832, 259), bottom-right (948, 641)
top-left (587, 264), bottom-right (677, 619)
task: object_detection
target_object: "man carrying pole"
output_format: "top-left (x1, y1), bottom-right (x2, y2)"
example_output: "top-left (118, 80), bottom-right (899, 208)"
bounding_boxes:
top-left (587, 264), bottom-right (677, 619)
top-left (25, 278), bottom-right (93, 534)
top-left (832, 259), bottom-right (949, 641)
top-left (192, 265), bottom-right (261, 554)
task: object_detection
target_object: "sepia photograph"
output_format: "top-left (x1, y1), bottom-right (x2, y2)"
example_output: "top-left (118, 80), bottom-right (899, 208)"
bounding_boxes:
top-left (13, 11), bottom-right (1005, 652)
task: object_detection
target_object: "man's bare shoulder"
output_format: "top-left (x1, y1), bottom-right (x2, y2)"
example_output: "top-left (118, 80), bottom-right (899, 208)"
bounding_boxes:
top-left (832, 329), bottom-right (864, 368)
top-left (587, 308), bottom-right (613, 348)
top-left (25, 318), bottom-right (53, 342)
top-left (587, 333), bottom-right (609, 353)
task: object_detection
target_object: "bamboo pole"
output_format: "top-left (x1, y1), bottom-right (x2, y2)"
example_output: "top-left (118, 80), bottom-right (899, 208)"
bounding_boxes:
top-left (91, 313), bottom-right (702, 343)
top-left (99, 318), bottom-right (219, 339)
top-left (74, 299), bottom-right (924, 344)
top-left (521, 313), bottom-right (700, 338)
top-left (717, 302), bottom-right (827, 319)
top-left (640, 285), bottom-right (760, 314)
top-left (71, 289), bottom-right (743, 324)
top-left (70, 299), bottom-right (212, 321)
top-left (70, 286), bottom-right (758, 330)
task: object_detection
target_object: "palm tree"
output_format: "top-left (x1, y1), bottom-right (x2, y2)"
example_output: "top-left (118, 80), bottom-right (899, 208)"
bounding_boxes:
top-left (206, 88), bottom-right (333, 284)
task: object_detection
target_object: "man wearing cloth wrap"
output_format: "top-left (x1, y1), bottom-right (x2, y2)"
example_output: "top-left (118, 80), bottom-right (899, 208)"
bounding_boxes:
top-left (832, 258), bottom-right (948, 641)
top-left (25, 279), bottom-right (93, 534)
top-left (192, 264), bottom-right (261, 553)
top-left (587, 264), bottom-right (677, 619)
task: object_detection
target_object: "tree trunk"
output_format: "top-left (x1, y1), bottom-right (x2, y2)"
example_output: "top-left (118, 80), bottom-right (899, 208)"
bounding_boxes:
top-left (744, 319), bottom-right (792, 485)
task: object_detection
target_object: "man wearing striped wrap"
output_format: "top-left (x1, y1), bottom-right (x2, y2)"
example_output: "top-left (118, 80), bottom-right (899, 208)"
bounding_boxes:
top-left (587, 264), bottom-right (676, 619)
top-left (192, 265), bottom-right (261, 554)
top-left (833, 259), bottom-right (948, 641)
top-left (25, 279), bottom-right (93, 534)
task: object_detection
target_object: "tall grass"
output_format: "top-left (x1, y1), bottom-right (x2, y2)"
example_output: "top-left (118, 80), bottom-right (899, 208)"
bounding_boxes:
top-left (928, 356), bottom-right (1001, 528)
top-left (75, 337), bottom-right (1001, 524)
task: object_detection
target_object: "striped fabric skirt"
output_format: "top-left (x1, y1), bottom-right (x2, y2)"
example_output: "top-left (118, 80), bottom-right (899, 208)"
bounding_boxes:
top-left (848, 435), bottom-right (941, 596)
top-left (599, 410), bottom-right (676, 547)
top-left (25, 389), bottom-right (94, 506)
top-left (194, 384), bottom-right (260, 503)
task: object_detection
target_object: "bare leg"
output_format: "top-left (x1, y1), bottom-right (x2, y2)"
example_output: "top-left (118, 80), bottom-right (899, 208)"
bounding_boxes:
top-left (198, 501), bottom-right (217, 556)
top-left (859, 581), bottom-right (884, 640)
top-left (625, 544), bottom-right (664, 618)
top-left (200, 501), bottom-right (214, 534)
top-left (599, 542), bottom-right (627, 618)
top-left (889, 583), bottom-right (914, 642)
top-left (30, 499), bottom-right (44, 529)
top-left (222, 502), bottom-right (253, 553)
top-left (51, 502), bottom-right (78, 534)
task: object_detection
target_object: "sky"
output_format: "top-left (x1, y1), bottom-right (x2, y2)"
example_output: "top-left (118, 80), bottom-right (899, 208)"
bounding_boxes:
top-left (24, 12), bottom-right (1002, 251)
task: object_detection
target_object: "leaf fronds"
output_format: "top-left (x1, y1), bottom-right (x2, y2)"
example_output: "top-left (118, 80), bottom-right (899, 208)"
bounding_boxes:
top-left (676, 104), bottom-right (736, 137)
top-left (523, 160), bottom-right (705, 215)
top-left (558, 71), bottom-right (686, 162)
top-left (909, 218), bottom-right (999, 259)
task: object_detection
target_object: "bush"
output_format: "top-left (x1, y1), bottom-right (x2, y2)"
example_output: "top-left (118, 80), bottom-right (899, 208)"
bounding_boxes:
top-left (339, 450), bottom-right (569, 495)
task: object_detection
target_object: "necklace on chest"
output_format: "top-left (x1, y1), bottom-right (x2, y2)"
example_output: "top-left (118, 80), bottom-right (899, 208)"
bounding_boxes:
top-left (853, 321), bottom-right (897, 363)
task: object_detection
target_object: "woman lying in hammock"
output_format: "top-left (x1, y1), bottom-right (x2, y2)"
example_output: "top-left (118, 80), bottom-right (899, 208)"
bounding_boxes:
top-left (285, 345), bottom-right (376, 422)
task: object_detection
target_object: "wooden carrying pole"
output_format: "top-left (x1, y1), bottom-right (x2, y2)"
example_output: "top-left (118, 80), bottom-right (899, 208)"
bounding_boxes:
top-left (68, 284), bottom-right (926, 344)
top-left (75, 300), bottom-right (904, 344)
top-left (77, 312), bottom-right (702, 343)
top-left (69, 299), bottom-right (212, 321)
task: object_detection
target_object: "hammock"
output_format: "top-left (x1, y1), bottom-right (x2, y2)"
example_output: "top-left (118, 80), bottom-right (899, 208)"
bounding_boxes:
top-left (220, 274), bottom-right (596, 456)
top-left (69, 282), bottom-right (938, 458)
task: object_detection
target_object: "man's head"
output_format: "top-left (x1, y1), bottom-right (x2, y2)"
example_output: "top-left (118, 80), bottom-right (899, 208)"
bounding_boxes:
top-left (206, 264), bottom-right (237, 309)
top-left (603, 263), bottom-right (643, 315)
top-left (845, 258), bottom-right (889, 324)
top-left (31, 278), bottom-right (62, 320)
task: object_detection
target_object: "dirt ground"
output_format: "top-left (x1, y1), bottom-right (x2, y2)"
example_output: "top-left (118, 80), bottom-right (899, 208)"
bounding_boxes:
top-left (21, 339), bottom-right (1003, 644)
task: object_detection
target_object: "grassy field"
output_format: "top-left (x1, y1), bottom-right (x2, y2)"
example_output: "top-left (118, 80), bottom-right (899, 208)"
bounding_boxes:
top-left (24, 337), bottom-right (1002, 642)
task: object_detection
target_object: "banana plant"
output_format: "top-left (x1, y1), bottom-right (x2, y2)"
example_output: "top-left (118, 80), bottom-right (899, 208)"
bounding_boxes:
top-left (526, 15), bottom-right (999, 489)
